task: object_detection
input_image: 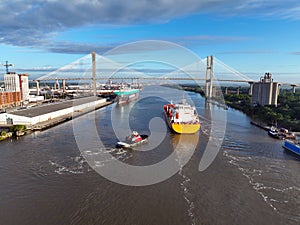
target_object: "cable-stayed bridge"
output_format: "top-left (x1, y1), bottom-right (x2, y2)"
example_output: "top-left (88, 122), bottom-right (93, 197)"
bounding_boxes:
top-left (35, 53), bottom-right (253, 82)
top-left (33, 52), bottom-right (299, 97)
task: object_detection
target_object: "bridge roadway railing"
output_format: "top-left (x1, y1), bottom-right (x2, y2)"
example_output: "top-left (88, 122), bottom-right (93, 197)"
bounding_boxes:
top-left (32, 77), bottom-right (253, 83)
top-left (30, 77), bottom-right (299, 87)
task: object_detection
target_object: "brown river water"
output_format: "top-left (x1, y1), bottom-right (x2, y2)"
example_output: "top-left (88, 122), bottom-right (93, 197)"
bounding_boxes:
top-left (0, 86), bottom-right (299, 225)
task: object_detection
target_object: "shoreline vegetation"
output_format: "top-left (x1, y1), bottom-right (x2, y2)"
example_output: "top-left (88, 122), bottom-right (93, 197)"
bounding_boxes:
top-left (163, 84), bottom-right (300, 132)
top-left (0, 125), bottom-right (25, 141)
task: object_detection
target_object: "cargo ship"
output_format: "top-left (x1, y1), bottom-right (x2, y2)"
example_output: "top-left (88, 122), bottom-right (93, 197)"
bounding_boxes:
top-left (163, 99), bottom-right (200, 134)
top-left (113, 88), bottom-right (140, 105)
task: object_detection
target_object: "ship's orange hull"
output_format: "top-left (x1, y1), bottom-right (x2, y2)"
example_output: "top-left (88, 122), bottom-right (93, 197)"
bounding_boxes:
top-left (171, 123), bottom-right (200, 134)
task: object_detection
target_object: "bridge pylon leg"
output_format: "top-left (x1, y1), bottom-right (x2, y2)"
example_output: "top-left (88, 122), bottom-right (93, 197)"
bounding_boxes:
top-left (62, 79), bottom-right (66, 94)
top-left (205, 55), bottom-right (214, 99)
top-left (36, 80), bottom-right (40, 96)
top-left (92, 51), bottom-right (97, 97)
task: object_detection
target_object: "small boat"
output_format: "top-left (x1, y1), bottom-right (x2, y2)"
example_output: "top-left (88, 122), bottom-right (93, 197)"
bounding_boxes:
top-left (163, 99), bottom-right (200, 134)
top-left (268, 129), bottom-right (285, 139)
top-left (282, 139), bottom-right (300, 156)
top-left (267, 127), bottom-right (295, 140)
top-left (116, 131), bottom-right (148, 148)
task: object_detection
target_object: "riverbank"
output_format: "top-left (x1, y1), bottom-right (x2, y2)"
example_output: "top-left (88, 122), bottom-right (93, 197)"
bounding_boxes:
top-left (29, 101), bottom-right (112, 131)
top-left (250, 120), bottom-right (271, 131)
top-left (224, 91), bottom-right (300, 132)
top-left (0, 99), bottom-right (113, 141)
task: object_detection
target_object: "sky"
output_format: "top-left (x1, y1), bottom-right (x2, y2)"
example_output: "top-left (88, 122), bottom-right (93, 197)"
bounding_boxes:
top-left (0, 0), bottom-right (300, 83)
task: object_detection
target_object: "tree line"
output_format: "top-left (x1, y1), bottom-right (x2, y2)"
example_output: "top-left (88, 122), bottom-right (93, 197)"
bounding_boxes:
top-left (224, 89), bottom-right (300, 131)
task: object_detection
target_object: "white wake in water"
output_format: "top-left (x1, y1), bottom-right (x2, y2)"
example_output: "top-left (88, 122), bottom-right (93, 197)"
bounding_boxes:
top-left (175, 141), bottom-right (197, 225)
top-left (178, 167), bottom-right (196, 225)
top-left (49, 148), bottom-right (133, 174)
top-left (222, 137), bottom-right (300, 223)
top-left (49, 155), bottom-right (89, 175)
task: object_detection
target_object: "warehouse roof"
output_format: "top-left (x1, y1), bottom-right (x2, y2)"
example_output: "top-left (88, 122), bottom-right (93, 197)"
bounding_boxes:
top-left (10, 96), bottom-right (103, 118)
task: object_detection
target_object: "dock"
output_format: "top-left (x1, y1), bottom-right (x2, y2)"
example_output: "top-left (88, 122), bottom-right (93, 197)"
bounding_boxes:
top-left (0, 97), bottom-right (113, 132)
top-left (30, 101), bottom-right (112, 131)
top-left (250, 120), bottom-right (271, 131)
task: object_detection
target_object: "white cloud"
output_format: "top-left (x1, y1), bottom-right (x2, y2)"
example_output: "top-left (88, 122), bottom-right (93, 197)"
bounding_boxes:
top-left (0, 0), bottom-right (299, 50)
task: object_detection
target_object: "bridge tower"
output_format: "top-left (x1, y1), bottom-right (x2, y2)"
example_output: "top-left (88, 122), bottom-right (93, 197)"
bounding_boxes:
top-left (92, 51), bottom-right (97, 96)
top-left (291, 84), bottom-right (296, 94)
top-left (205, 55), bottom-right (214, 99)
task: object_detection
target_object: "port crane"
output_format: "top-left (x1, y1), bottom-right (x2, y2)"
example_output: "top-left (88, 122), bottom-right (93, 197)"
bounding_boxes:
top-left (1, 61), bottom-right (14, 73)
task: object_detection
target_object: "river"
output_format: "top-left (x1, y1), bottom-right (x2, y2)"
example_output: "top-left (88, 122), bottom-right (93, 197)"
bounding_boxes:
top-left (0, 86), bottom-right (299, 225)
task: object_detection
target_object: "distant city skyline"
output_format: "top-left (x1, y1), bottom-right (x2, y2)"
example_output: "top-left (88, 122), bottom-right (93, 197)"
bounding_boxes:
top-left (0, 0), bottom-right (300, 83)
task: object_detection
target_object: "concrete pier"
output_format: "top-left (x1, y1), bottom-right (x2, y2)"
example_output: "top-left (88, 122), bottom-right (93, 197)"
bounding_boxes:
top-left (225, 87), bottom-right (228, 95)
top-left (0, 97), bottom-right (111, 129)
top-left (30, 100), bottom-right (112, 131)
top-left (248, 82), bottom-right (253, 95)
top-left (36, 80), bottom-right (40, 96)
top-left (62, 79), bottom-right (66, 94)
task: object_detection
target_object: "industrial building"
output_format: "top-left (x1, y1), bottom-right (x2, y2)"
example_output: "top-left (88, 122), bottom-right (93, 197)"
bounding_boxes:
top-left (1, 71), bottom-right (30, 109)
top-left (18, 74), bottom-right (30, 101)
top-left (251, 72), bottom-right (280, 107)
top-left (0, 97), bottom-right (106, 126)
top-left (0, 91), bottom-right (21, 108)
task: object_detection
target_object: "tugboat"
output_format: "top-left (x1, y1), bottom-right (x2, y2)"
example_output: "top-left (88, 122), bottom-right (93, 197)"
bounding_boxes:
top-left (116, 131), bottom-right (148, 148)
top-left (163, 99), bottom-right (200, 134)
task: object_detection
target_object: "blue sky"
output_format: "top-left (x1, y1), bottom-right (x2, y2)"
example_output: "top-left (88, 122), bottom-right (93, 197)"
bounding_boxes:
top-left (0, 0), bottom-right (300, 83)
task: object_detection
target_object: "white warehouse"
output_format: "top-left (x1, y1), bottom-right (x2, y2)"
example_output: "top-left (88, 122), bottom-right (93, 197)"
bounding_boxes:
top-left (0, 97), bottom-right (107, 126)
